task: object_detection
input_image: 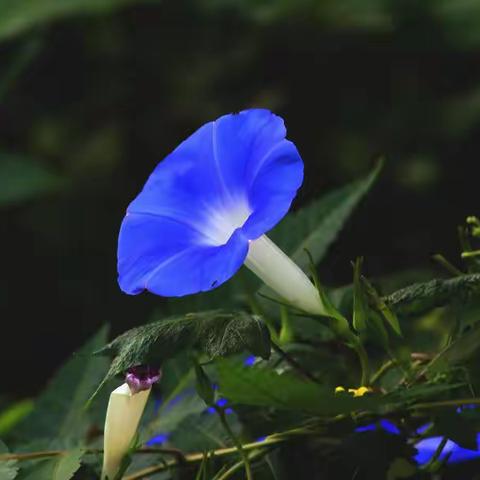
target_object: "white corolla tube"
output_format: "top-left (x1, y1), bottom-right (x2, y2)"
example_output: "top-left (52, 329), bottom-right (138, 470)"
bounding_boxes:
top-left (245, 235), bottom-right (325, 315)
top-left (101, 384), bottom-right (151, 480)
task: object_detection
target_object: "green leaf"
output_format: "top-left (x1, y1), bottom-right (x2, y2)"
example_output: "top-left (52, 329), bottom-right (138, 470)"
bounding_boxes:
top-left (195, 363), bottom-right (215, 407)
top-left (0, 400), bottom-right (34, 436)
top-left (52, 447), bottom-right (84, 480)
top-left (0, 440), bottom-right (18, 480)
top-left (385, 274), bottom-right (480, 317)
top-left (217, 360), bottom-right (380, 415)
top-left (0, 0), bottom-right (146, 42)
top-left (12, 326), bottom-right (109, 444)
top-left (386, 383), bottom-right (464, 406)
top-left (353, 257), bottom-right (368, 332)
top-left (95, 311), bottom-right (271, 397)
top-left (17, 447), bottom-right (84, 480)
top-left (144, 390), bottom-right (205, 441)
top-left (169, 410), bottom-right (237, 451)
top-left (362, 275), bottom-right (402, 336)
top-left (269, 160), bottom-right (382, 271)
top-left (0, 154), bottom-right (62, 207)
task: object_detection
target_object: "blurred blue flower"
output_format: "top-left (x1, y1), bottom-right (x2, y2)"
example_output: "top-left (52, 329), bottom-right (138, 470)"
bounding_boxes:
top-left (118, 109), bottom-right (303, 297)
top-left (146, 433), bottom-right (170, 446)
top-left (414, 434), bottom-right (480, 465)
top-left (355, 419), bottom-right (400, 435)
top-left (356, 420), bottom-right (480, 466)
top-left (243, 355), bottom-right (257, 367)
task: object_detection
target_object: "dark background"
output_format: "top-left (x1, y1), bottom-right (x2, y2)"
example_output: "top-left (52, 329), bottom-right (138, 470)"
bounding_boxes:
top-left (1, 0), bottom-right (479, 399)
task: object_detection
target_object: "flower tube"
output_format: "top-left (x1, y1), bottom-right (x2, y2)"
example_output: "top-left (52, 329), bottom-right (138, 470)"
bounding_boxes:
top-left (117, 109), bottom-right (324, 315)
top-left (102, 367), bottom-right (160, 480)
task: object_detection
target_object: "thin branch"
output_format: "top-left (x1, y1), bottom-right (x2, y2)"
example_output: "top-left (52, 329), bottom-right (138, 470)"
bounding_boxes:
top-left (216, 407), bottom-right (252, 480)
top-left (124, 437), bottom-right (285, 480)
top-left (0, 447), bottom-right (184, 462)
top-left (214, 447), bottom-right (273, 480)
top-left (409, 397), bottom-right (480, 410)
top-left (271, 342), bottom-right (321, 384)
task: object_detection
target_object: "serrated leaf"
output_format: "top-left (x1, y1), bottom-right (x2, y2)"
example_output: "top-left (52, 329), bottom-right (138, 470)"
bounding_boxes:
top-left (0, 154), bottom-right (63, 207)
top-left (52, 447), bottom-right (84, 480)
top-left (385, 274), bottom-right (480, 317)
top-left (269, 160), bottom-right (382, 271)
top-left (12, 326), bottom-right (109, 444)
top-left (0, 440), bottom-right (18, 480)
top-left (94, 311), bottom-right (271, 397)
top-left (217, 360), bottom-right (380, 415)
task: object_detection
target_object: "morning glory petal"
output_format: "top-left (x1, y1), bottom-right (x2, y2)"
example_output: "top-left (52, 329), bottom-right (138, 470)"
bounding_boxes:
top-left (118, 213), bottom-right (248, 296)
top-left (243, 139), bottom-right (303, 239)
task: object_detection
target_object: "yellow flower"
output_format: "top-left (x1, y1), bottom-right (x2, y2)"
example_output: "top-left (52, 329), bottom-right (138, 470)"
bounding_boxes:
top-left (334, 386), bottom-right (372, 397)
top-left (348, 386), bottom-right (372, 397)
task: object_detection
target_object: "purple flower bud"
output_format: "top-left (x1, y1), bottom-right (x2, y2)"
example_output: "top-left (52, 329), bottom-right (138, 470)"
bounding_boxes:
top-left (125, 365), bottom-right (161, 394)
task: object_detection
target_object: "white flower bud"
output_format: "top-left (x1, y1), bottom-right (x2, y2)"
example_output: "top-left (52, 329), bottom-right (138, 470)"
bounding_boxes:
top-left (102, 383), bottom-right (150, 480)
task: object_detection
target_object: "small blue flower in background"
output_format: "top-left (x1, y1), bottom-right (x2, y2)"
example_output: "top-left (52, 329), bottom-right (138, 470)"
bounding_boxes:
top-left (243, 355), bottom-right (257, 367)
top-left (355, 419), bottom-right (400, 435)
top-left (118, 109), bottom-right (303, 298)
top-left (146, 432), bottom-right (170, 446)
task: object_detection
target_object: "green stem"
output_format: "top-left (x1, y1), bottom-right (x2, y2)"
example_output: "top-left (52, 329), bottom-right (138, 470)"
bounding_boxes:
top-left (346, 333), bottom-right (370, 386)
top-left (214, 448), bottom-right (271, 480)
top-left (216, 407), bottom-right (253, 480)
top-left (462, 250), bottom-right (480, 258)
top-left (420, 436), bottom-right (448, 472)
top-left (370, 359), bottom-right (396, 385)
top-left (432, 254), bottom-right (463, 276)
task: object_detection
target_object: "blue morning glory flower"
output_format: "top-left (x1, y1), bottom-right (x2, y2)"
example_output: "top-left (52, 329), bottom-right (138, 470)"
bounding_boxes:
top-left (118, 109), bottom-right (325, 314)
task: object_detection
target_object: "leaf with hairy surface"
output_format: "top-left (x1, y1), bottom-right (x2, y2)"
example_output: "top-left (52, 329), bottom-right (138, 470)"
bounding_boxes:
top-left (93, 311), bottom-right (271, 398)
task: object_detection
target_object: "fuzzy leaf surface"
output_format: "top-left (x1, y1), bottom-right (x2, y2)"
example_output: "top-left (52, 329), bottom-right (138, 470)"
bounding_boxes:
top-left (95, 311), bottom-right (271, 394)
top-left (385, 274), bottom-right (480, 317)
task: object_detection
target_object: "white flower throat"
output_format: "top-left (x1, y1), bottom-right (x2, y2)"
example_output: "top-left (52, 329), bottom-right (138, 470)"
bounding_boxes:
top-left (202, 199), bottom-right (325, 316)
